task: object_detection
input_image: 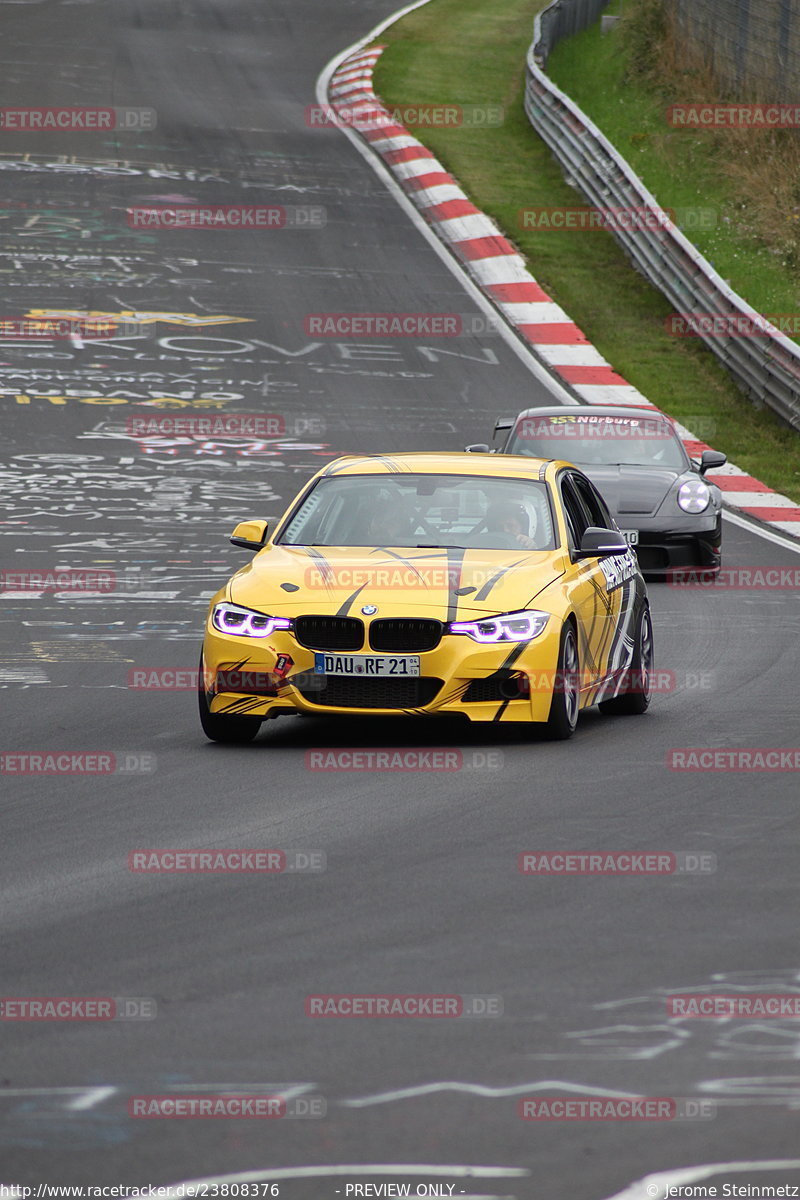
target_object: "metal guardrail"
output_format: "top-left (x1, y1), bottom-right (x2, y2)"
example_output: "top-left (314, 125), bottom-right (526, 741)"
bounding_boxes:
top-left (525, 0), bottom-right (800, 432)
top-left (534, 0), bottom-right (609, 65)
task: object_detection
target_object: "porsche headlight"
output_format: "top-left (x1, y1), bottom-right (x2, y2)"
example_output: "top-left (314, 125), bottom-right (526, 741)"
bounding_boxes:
top-left (678, 480), bottom-right (711, 514)
top-left (212, 602), bottom-right (291, 638)
top-left (449, 609), bottom-right (549, 643)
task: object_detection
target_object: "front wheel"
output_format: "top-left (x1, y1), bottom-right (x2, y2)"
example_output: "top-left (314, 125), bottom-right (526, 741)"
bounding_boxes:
top-left (543, 623), bottom-right (580, 740)
top-left (599, 605), bottom-right (653, 717)
top-left (198, 657), bottom-right (261, 744)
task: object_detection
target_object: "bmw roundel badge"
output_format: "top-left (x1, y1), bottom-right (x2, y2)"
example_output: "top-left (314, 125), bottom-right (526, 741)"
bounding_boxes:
top-left (361, 604), bottom-right (378, 615)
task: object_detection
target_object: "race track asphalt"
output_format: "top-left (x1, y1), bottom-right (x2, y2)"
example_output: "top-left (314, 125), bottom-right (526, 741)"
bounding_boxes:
top-left (2, 0), bottom-right (800, 1195)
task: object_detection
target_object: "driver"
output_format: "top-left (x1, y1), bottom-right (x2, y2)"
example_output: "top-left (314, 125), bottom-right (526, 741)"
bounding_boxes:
top-left (485, 500), bottom-right (537, 548)
top-left (364, 498), bottom-right (415, 545)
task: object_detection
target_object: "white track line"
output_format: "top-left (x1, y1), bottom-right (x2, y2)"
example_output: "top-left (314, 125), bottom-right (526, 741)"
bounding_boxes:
top-left (722, 508), bottom-right (800, 554)
top-left (170, 1165), bottom-right (530, 1189)
top-left (66, 1086), bottom-right (118, 1111)
top-left (342, 1078), bottom-right (644, 1108)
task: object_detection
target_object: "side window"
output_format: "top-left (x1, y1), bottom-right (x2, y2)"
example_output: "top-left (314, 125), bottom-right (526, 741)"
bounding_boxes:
top-left (572, 474), bottom-right (614, 530)
top-left (559, 475), bottom-right (591, 549)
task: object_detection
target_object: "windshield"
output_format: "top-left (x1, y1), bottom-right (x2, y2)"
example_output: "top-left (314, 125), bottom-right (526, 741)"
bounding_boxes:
top-left (506, 413), bottom-right (688, 469)
top-left (277, 472), bottom-right (556, 552)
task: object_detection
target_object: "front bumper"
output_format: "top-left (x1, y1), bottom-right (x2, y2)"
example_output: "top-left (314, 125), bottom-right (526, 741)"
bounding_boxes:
top-left (620, 514), bottom-right (722, 576)
top-left (201, 617), bottom-right (569, 724)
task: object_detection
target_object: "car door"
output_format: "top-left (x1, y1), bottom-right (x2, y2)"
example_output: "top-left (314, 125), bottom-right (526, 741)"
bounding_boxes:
top-left (558, 470), bottom-right (621, 686)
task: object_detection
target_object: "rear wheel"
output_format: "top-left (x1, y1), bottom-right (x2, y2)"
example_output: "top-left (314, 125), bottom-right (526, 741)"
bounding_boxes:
top-left (198, 657), bottom-right (261, 744)
top-left (543, 623), bottom-right (580, 740)
top-left (599, 605), bottom-right (653, 717)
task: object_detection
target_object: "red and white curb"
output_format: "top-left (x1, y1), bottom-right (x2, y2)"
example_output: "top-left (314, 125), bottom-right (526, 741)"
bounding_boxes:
top-left (327, 45), bottom-right (800, 541)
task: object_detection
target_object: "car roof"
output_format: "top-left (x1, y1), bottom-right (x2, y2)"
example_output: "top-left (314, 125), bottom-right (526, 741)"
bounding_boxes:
top-left (510, 404), bottom-right (673, 422)
top-left (318, 452), bottom-right (560, 479)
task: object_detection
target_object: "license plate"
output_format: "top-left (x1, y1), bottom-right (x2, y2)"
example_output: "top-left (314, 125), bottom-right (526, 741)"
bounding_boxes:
top-left (620, 529), bottom-right (639, 546)
top-left (314, 653), bottom-right (421, 677)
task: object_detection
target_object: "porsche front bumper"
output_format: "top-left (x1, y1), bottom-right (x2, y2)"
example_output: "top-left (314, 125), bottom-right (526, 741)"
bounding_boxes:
top-left (623, 513), bottom-right (722, 576)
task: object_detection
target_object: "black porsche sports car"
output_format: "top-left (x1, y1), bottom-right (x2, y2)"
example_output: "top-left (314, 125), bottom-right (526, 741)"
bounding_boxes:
top-left (468, 405), bottom-right (726, 575)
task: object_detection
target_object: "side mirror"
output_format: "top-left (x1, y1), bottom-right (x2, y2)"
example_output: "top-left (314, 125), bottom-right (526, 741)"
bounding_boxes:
top-left (575, 526), bottom-right (630, 558)
top-left (698, 449), bottom-right (727, 475)
top-left (230, 519), bottom-right (269, 550)
top-left (465, 443), bottom-right (491, 454)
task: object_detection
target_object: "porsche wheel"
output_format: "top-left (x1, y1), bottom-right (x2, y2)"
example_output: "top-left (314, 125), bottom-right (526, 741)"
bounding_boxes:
top-left (198, 659), bottom-right (261, 744)
top-left (599, 605), bottom-right (653, 717)
top-left (543, 622), bottom-right (579, 740)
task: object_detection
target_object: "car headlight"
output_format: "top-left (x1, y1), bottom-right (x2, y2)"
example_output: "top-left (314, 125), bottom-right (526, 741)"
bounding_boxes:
top-left (212, 602), bottom-right (292, 638)
top-left (678, 479), bottom-right (711, 514)
top-left (449, 609), bottom-right (550, 643)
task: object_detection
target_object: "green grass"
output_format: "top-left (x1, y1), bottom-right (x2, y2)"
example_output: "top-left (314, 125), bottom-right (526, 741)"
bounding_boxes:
top-left (372, 0), bottom-right (800, 504)
top-left (547, 14), bottom-right (800, 316)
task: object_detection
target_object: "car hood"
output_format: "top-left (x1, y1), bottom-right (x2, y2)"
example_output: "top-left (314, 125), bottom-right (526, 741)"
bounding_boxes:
top-left (228, 544), bottom-right (566, 620)
top-left (579, 465), bottom-right (680, 516)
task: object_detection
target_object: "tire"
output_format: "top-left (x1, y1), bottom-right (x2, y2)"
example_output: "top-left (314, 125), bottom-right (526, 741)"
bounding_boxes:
top-left (543, 622), bottom-right (580, 741)
top-left (599, 605), bottom-right (653, 717)
top-left (198, 656), bottom-right (261, 744)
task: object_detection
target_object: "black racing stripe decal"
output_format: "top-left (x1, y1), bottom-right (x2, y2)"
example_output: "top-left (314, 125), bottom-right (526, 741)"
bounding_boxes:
top-left (336, 583), bottom-right (369, 617)
top-left (414, 553), bottom-right (451, 565)
top-left (358, 455), bottom-right (403, 474)
top-left (322, 455), bottom-right (406, 475)
top-left (473, 556), bottom-right (527, 602)
top-left (303, 546), bottom-right (335, 587)
top-left (218, 697), bottom-right (266, 715)
top-left (495, 641), bottom-right (528, 674)
top-left (594, 578), bottom-right (637, 704)
top-left (369, 547), bottom-right (436, 583)
top-left (321, 456), bottom-right (403, 476)
top-left (435, 679), bottom-right (472, 706)
top-left (210, 657), bottom-right (249, 697)
top-left (484, 646), bottom-right (530, 723)
top-left (445, 548), bottom-right (466, 624)
top-left (606, 579), bottom-right (634, 668)
top-left (606, 579), bottom-right (638, 691)
top-left (576, 623), bottom-right (596, 681)
top-left (606, 579), bottom-right (634, 669)
top-left (227, 657), bottom-right (251, 673)
top-left (574, 571), bottom-right (604, 678)
top-left (587, 574), bottom-right (616, 666)
top-left (421, 653), bottom-right (527, 718)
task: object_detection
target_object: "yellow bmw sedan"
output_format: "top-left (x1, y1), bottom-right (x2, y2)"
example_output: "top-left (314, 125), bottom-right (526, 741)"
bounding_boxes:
top-left (198, 453), bottom-right (653, 743)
